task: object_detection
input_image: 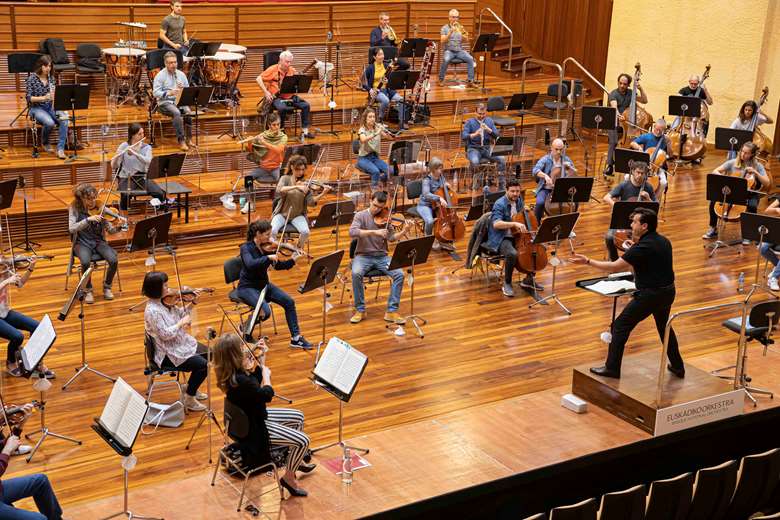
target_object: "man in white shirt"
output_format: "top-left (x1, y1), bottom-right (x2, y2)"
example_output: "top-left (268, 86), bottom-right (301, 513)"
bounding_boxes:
top-left (152, 52), bottom-right (192, 151)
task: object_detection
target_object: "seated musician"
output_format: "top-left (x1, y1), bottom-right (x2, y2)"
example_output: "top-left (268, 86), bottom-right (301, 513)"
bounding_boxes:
top-left (111, 123), bottom-right (166, 211)
top-left (703, 141), bottom-right (769, 240)
top-left (142, 271), bottom-right (207, 413)
top-left (532, 138), bottom-right (576, 222)
top-left (417, 157), bottom-right (455, 252)
top-left (152, 51), bottom-right (192, 152)
top-left (68, 183), bottom-right (120, 305)
top-left (604, 161), bottom-right (656, 262)
top-left (462, 103), bottom-right (506, 190)
top-left (361, 48), bottom-right (407, 128)
top-left (357, 108), bottom-right (394, 190)
top-left (256, 51), bottom-right (315, 140)
top-left (729, 100), bottom-right (774, 160)
top-left (348, 190), bottom-right (409, 324)
top-left (438, 9), bottom-right (477, 87)
top-left (238, 220), bottom-right (312, 350)
top-left (271, 154), bottom-right (331, 249)
top-left (159, 0), bottom-right (189, 54)
top-left (25, 55), bottom-right (68, 160)
top-left (212, 333), bottom-right (315, 498)
top-left (760, 196), bottom-right (780, 291)
top-left (486, 179), bottom-right (543, 298)
top-left (605, 73), bottom-right (647, 175)
top-left (247, 113), bottom-right (287, 184)
top-left (369, 12), bottom-right (409, 70)
top-left (678, 74), bottom-right (713, 136)
top-left (628, 119), bottom-right (670, 198)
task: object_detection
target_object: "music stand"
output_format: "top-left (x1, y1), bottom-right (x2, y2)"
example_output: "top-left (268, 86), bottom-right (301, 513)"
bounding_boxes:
top-left (465, 190), bottom-right (504, 221)
top-left (399, 38), bottom-right (428, 68)
top-left (126, 213), bottom-right (174, 311)
top-left (387, 70), bottom-right (420, 129)
top-left (178, 85), bottom-right (213, 148)
top-left (705, 173), bottom-right (748, 257)
top-left (310, 199), bottom-right (355, 250)
top-left (54, 84), bottom-right (90, 163)
top-left (741, 212), bottom-right (780, 287)
top-left (278, 75), bottom-right (315, 136)
top-left (715, 127), bottom-right (753, 155)
top-left (529, 212), bottom-right (580, 314)
top-left (507, 92), bottom-right (539, 133)
top-left (298, 250), bottom-right (345, 349)
top-left (668, 95), bottom-right (702, 161)
top-left (8, 52), bottom-right (42, 126)
top-left (609, 201), bottom-right (661, 230)
top-left (471, 33), bottom-right (499, 91)
top-left (548, 177), bottom-right (594, 214)
top-left (614, 148), bottom-right (650, 175)
top-left (388, 235), bottom-right (435, 337)
top-left (581, 106), bottom-right (617, 178)
top-left (147, 152), bottom-right (186, 193)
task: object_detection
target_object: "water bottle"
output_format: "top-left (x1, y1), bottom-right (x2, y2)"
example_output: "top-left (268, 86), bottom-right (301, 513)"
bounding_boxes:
top-left (341, 447), bottom-right (353, 484)
top-left (738, 272), bottom-right (745, 293)
top-left (238, 196), bottom-right (246, 209)
top-left (544, 128), bottom-right (551, 146)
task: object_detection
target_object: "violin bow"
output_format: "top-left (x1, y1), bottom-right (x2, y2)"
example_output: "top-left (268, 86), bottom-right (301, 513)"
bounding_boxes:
top-left (305, 149), bottom-right (326, 191)
top-left (275, 208), bottom-right (293, 257)
top-left (0, 392), bottom-right (14, 437)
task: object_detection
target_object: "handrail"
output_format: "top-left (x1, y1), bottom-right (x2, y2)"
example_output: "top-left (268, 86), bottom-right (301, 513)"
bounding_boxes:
top-left (521, 58), bottom-right (563, 121)
top-left (478, 7), bottom-right (513, 72)
top-left (561, 57), bottom-right (610, 98)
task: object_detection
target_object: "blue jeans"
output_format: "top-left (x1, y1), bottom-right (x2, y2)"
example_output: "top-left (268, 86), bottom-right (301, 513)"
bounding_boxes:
top-left (157, 102), bottom-right (192, 142)
top-left (535, 188), bottom-right (550, 222)
top-left (30, 106), bottom-right (68, 152)
top-left (236, 283), bottom-right (300, 337)
top-left (760, 243), bottom-right (780, 279)
top-left (439, 50), bottom-right (475, 82)
top-left (0, 473), bottom-right (62, 520)
top-left (351, 254), bottom-right (403, 313)
top-left (0, 310), bottom-right (39, 364)
top-left (271, 214), bottom-right (310, 247)
top-left (375, 91), bottom-right (406, 126)
top-left (357, 153), bottom-right (388, 188)
top-left (416, 204), bottom-right (436, 235)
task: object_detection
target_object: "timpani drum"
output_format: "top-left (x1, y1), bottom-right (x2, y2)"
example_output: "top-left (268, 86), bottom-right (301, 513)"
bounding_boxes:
top-left (202, 52), bottom-right (245, 86)
top-left (103, 47), bottom-right (146, 80)
top-left (218, 43), bottom-right (247, 54)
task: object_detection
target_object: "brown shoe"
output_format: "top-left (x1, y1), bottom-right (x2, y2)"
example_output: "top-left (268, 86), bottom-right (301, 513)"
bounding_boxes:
top-left (384, 312), bottom-right (406, 325)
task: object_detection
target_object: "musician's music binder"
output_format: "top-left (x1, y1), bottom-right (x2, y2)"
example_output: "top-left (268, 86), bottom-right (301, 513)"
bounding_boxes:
top-left (19, 314), bottom-right (56, 378)
top-left (312, 337), bottom-right (368, 403)
top-left (92, 377), bottom-right (149, 456)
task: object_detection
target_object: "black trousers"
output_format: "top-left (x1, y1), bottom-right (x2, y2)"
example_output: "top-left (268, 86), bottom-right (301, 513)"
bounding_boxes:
top-left (606, 286), bottom-right (683, 372)
top-left (118, 174), bottom-right (166, 210)
top-left (498, 237), bottom-right (535, 285)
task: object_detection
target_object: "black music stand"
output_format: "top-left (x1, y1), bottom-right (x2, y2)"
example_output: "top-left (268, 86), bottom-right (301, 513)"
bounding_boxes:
top-left (0, 179), bottom-right (18, 256)
top-left (715, 127), bottom-right (753, 155)
top-left (187, 41), bottom-right (221, 87)
top-left (741, 212), bottom-right (780, 287)
top-left (13, 176), bottom-right (40, 253)
top-left (126, 213), bottom-right (174, 311)
top-left (614, 148), bottom-right (650, 175)
top-left (399, 38), bottom-right (428, 68)
top-left (529, 212), bottom-right (580, 314)
top-left (582, 106), bottom-right (617, 178)
top-left (668, 95), bottom-right (702, 161)
top-left (387, 70), bottom-right (420, 129)
top-left (548, 177), bottom-right (594, 214)
top-left (508, 92), bottom-right (539, 133)
top-left (298, 250), bottom-right (345, 349)
top-left (471, 33), bottom-right (499, 92)
top-left (178, 85), bottom-right (213, 148)
top-left (609, 201), bottom-right (660, 230)
top-left (54, 84), bottom-right (90, 163)
top-left (8, 52), bottom-right (42, 126)
top-left (147, 152), bottom-right (186, 193)
top-left (387, 235), bottom-right (435, 337)
top-left (279, 75), bottom-right (315, 136)
top-left (705, 173), bottom-right (748, 257)
top-left (465, 190), bottom-right (504, 221)
top-left (310, 200), bottom-right (355, 250)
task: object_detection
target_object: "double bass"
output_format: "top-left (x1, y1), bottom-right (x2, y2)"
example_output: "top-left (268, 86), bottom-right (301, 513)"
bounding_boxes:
top-left (432, 183), bottom-right (465, 243)
top-left (668, 65), bottom-right (710, 161)
top-left (712, 164), bottom-right (762, 223)
top-left (620, 63), bottom-right (654, 146)
top-left (752, 87), bottom-right (773, 158)
top-left (512, 203), bottom-right (548, 274)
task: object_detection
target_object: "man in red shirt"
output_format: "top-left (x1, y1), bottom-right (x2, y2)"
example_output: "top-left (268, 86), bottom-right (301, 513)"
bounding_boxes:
top-left (256, 51), bottom-right (315, 140)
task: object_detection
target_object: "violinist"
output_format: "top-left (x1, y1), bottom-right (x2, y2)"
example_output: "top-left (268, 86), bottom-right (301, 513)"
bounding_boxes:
top-left (486, 179), bottom-right (542, 298)
top-left (25, 55), bottom-right (68, 160)
top-left (417, 157), bottom-right (454, 251)
top-left (111, 123), bottom-right (166, 211)
top-left (463, 103), bottom-right (505, 190)
top-left (357, 108), bottom-right (395, 190)
top-left (361, 47), bottom-right (407, 127)
top-left (212, 333), bottom-right (315, 498)
top-left (606, 72), bottom-right (647, 175)
top-left (759, 197), bottom-right (780, 291)
top-left (142, 271), bottom-right (208, 412)
top-left (271, 154), bottom-right (331, 249)
top-left (603, 161), bottom-right (656, 261)
top-left (68, 183), bottom-right (119, 304)
top-left (247, 113), bottom-right (287, 185)
top-left (678, 74), bottom-right (713, 137)
top-left (628, 119), bottom-right (670, 198)
top-left (238, 220), bottom-right (312, 350)
top-left (532, 138), bottom-right (577, 222)
top-left (348, 190), bottom-right (409, 324)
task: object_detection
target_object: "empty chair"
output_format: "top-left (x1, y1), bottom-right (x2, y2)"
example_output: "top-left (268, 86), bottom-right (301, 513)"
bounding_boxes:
top-left (598, 483), bottom-right (644, 520)
top-left (543, 82), bottom-right (570, 113)
top-left (645, 471), bottom-right (693, 520)
top-left (486, 96), bottom-right (517, 129)
top-left (725, 448), bottom-right (780, 520)
top-left (686, 459), bottom-right (738, 520)
top-left (549, 497), bottom-right (598, 520)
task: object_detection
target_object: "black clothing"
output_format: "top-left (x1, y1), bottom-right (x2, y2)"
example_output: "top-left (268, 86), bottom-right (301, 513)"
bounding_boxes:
top-left (238, 241), bottom-right (295, 291)
top-left (609, 180), bottom-right (657, 201)
top-left (622, 230), bottom-right (674, 290)
top-left (226, 368), bottom-right (274, 467)
top-left (678, 86), bottom-right (708, 99)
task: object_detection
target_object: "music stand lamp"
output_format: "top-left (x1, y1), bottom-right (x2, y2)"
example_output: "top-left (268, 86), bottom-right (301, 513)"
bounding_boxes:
top-left (471, 33), bottom-right (499, 92)
top-left (581, 105), bottom-right (617, 179)
top-left (310, 199), bottom-right (355, 251)
top-left (299, 250), bottom-right (345, 349)
top-left (279, 74), bottom-right (314, 137)
top-left (387, 235), bottom-right (435, 337)
top-left (705, 173), bottom-right (749, 257)
top-left (529, 212), bottom-right (580, 314)
top-left (715, 127), bottom-right (754, 157)
top-left (20, 314), bottom-right (82, 462)
top-left (178, 85), bottom-right (213, 149)
top-left (387, 70), bottom-right (420, 131)
top-left (668, 95), bottom-right (702, 163)
top-left (126, 213), bottom-right (175, 312)
top-left (54, 84), bottom-right (90, 163)
top-left (507, 92), bottom-right (539, 134)
top-left (8, 52), bottom-right (42, 127)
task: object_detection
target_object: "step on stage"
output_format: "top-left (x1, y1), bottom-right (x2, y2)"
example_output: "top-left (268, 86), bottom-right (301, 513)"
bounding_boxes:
top-left (572, 351), bottom-right (745, 435)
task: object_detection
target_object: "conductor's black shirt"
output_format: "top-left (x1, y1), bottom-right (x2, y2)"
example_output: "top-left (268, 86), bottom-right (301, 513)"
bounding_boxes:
top-left (622, 231), bottom-right (675, 290)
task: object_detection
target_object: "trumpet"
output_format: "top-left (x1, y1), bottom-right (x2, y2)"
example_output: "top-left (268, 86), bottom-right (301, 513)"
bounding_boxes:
top-left (382, 24), bottom-right (397, 42)
top-left (451, 21), bottom-right (468, 39)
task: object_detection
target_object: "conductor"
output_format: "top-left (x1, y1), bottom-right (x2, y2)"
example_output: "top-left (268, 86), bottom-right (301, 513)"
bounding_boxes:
top-left (570, 207), bottom-right (685, 379)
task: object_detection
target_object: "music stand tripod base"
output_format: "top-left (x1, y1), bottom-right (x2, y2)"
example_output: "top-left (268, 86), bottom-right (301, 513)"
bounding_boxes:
top-left (528, 213), bottom-right (579, 315)
top-left (101, 467), bottom-right (163, 520)
top-left (26, 379), bottom-right (82, 462)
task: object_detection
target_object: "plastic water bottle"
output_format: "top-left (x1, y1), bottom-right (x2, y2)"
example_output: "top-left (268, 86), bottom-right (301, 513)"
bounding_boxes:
top-left (738, 272), bottom-right (745, 293)
top-left (341, 447), bottom-right (353, 484)
top-left (239, 196), bottom-right (246, 209)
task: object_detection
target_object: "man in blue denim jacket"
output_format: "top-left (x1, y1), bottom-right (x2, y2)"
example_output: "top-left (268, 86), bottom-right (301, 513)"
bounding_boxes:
top-left (532, 138), bottom-right (577, 221)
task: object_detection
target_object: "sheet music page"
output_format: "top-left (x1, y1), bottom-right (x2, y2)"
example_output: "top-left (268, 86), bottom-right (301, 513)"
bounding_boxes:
top-left (588, 279), bottom-right (636, 295)
top-left (21, 314), bottom-right (55, 371)
top-left (115, 387), bottom-right (147, 448)
top-left (313, 337), bottom-right (349, 383)
top-left (332, 348), bottom-right (368, 394)
top-left (99, 377), bottom-right (133, 435)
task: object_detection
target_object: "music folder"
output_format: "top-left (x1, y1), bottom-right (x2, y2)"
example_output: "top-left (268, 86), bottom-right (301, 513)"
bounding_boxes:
top-left (92, 377), bottom-right (148, 456)
top-left (312, 337), bottom-right (368, 403)
top-left (19, 314), bottom-right (56, 378)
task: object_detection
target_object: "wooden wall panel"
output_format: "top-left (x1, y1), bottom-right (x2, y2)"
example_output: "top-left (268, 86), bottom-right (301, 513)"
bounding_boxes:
top-left (135, 5), bottom-right (237, 45)
top-left (238, 4), bottom-right (331, 47)
top-left (332, 3), bottom-right (407, 45)
top-left (0, 6), bottom-right (13, 49)
top-left (13, 5), bottom-right (132, 50)
top-left (408, 2), bottom-right (475, 42)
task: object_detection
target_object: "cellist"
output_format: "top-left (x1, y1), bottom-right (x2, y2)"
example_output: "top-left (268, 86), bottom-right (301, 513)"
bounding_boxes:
top-left (605, 72), bottom-right (647, 176)
top-left (628, 119), bottom-right (670, 198)
top-left (678, 74), bottom-right (713, 137)
top-left (417, 157), bottom-right (455, 252)
top-left (532, 138), bottom-right (576, 222)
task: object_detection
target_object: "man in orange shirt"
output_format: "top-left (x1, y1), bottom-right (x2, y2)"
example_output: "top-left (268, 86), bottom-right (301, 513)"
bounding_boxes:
top-left (256, 51), bottom-right (315, 140)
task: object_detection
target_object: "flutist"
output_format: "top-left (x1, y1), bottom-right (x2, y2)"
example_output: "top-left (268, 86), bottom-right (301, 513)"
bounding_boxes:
top-left (111, 123), bottom-right (166, 211)
top-left (462, 103), bottom-right (505, 190)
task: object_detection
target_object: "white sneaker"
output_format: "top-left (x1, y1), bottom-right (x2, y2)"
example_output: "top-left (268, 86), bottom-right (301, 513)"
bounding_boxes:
top-left (194, 391), bottom-right (208, 401)
top-left (12, 444), bottom-right (32, 456)
top-left (84, 291), bottom-right (94, 304)
top-left (769, 277), bottom-right (779, 291)
top-left (183, 395), bottom-right (206, 412)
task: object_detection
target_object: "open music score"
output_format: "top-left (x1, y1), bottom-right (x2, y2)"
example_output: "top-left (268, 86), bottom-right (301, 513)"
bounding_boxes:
top-left (94, 377), bottom-right (148, 454)
top-left (313, 337), bottom-right (368, 402)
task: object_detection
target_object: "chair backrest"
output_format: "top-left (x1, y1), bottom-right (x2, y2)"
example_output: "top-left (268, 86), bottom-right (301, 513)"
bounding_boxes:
top-left (146, 49), bottom-right (183, 71)
top-left (687, 459), bottom-right (738, 520)
top-left (349, 238), bottom-right (358, 259)
top-left (223, 256), bottom-right (243, 285)
top-left (144, 333), bottom-right (157, 369)
top-left (406, 179), bottom-right (423, 200)
top-left (40, 38), bottom-right (69, 65)
top-left (224, 398), bottom-right (250, 441)
top-left (598, 483), bottom-right (645, 520)
top-left (76, 43), bottom-right (101, 59)
top-left (264, 50), bottom-right (281, 68)
top-left (352, 138), bottom-right (361, 156)
top-left (726, 447), bottom-right (780, 519)
top-left (547, 82), bottom-right (570, 98)
top-left (549, 497), bottom-right (598, 520)
top-left (486, 96), bottom-right (506, 112)
top-left (644, 471), bottom-right (693, 520)
top-left (748, 300), bottom-right (780, 329)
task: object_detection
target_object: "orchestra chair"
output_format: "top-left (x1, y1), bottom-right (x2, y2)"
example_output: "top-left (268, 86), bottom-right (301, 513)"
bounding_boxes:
top-left (38, 38), bottom-right (76, 82)
top-left (263, 50), bottom-right (302, 137)
top-left (644, 471), bottom-right (693, 520)
top-left (548, 496), bottom-right (598, 520)
top-left (211, 397), bottom-right (283, 513)
top-left (402, 179), bottom-right (426, 237)
top-left (141, 333), bottom-right (186, 432)
top-left (596, 483), bottom-right (645, 520)
top-left (543, 82), bottom-right (569, 115)
top-left (486, 96), bottom-right (517, 129)
top-left (686, 459), bottom-right (738, 520)
top-left (74, 43), bottom-right (104, 83)
top-left (461, 121), bottom-right (497, 190)
top-left (339, 238), bottom-right (388, 305)
top-left (724, 447), bottom-right (780, 520)
top-left (279, 221), bottom-right (311, 260)
top-left (63, 236), bottom-right (122, 293)
top-left (219, 256), bottom-right (277, 338)
top-left (444, 55), bottom-right (468, 85)
top-left (468, 212), bottom-right (505, 285)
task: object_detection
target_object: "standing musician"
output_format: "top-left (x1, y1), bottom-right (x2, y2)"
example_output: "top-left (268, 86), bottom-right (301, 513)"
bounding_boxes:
top-left (152, 51), bottom-right (192, 152)
top-left (68, 183), bottom-right (120, 305)
top-left (603, 161), bottom-right (656, 262)
top-left (256, 51), bottom-right (315, 140)
top-left (417, 157), bottom-right (455, 252)
top-left (369, 12), bottom-right (409, 70)
top-left (271, 154), bottom-right (331, 249)
top-left (212, 333), bottom-right (315, 498)
top-left (361, 48), bottom-right (407, 127)
top-left (357, 107), bottom-right (394, 190)
top-left (438, 9), bottom-right (477, 87)
top-left (702, 141), bottom-right (769, 240)
top-left (628, 119), bottom-right (670, 198)
top-left (111, 123), bottom-right (166, 211)
top-left (159, 0), bottom-right (189, 54)
top-left (532, 138), bottom-right (577, 222)
top-left (238, 220), bottom-right (312, 350)
top-left (486, 179), bottom-right (543, 298)
top-left (606, 73), bottom-right (647, 175)
top-left (678, 74), bottom-right (713, 137)
top-left (348, 190), bottom-right (409, 325)
top-left (760, 197), bottom-right (780, 291)
top-left (247, 113), bottom-right (287, 184)
top-left (571, 208), bottom-right (685, 379)
top-left (142, 271), bottom-right (208, 413)
top-left (462, 103), bottom-right (506, 190)
top-left (26, 55), bottom-right (68, 160)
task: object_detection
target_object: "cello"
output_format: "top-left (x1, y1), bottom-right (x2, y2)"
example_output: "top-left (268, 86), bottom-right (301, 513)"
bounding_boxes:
top-left (613, 166), bottom-right (653, 252)
top-left (543, 161), bottom-right (579, 216)
top-left (620, 63), bottom-right (654, 146)
top-left (668, 65), bottom-right (710, 161)
top-left (432, 183), bottom-right (465, 243)
top-left (751, 87), bottom-right (773, 158)
top-left (513, 202), bottom-right (548, 274)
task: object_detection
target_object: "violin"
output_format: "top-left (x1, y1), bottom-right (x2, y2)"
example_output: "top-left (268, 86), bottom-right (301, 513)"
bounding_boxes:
top-left (259, 239), bottom-right (312, 259)
top-left (88, 203), bottom-right (127, 224)
top-left (372, 206), bottom-right (408, 229)
top-left (0, 254), bottom-right (54, 276)
top-left (243, 337), bottom-right (270, 372)
top-left (161, 286), bottom-right (214, 307)
top-left (0, 400), bottom-right (40, 437)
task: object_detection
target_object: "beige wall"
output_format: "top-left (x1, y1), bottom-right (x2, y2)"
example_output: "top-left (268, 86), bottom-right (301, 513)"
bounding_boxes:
top-left (605, 0), bottom-right (779, 141)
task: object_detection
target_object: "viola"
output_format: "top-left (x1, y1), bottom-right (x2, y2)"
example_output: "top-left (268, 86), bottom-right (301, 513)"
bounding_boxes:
top-left (372, 207), bottom-right (407, 229)
top-left (512, 203), bottom-right (548, 274)
top-left (0, 254), bottom-right (54, 275)
top-left (0, 401), bottom-right (41, 437)
top-left (161, 286), bottom-right (214, 307)
top-left (432, 184), bottom-right (465, 242)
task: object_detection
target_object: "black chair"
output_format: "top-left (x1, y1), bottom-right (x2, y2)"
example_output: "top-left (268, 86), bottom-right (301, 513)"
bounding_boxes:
top-left (219, 256), bottom-right (277, 338)
top-left (725, 447), bottom-right (780, 519)
top-left (549, 497), bottom-right (598, 520)
top-left (142, 333), bottom-right (185, 406)
top-left (598, 483), bottom-right (645, 520)
top-left (264, 50), bottom-right (281, 68)
top-left (339, 238), bottom-right (388, 305)
top-left (39, 38), bottom-right (76, 80)
top-left (75, 43), bottom-right (104, 82)
top-left (645, 471), bottom-right (693, 520)
top-left (486, 96), bottom-right (517, 128)
top-left (404, 179), bottom-right (425, 236)
top-left (687, 459), bottom-right (738, 520)
top-left (444, 55), bottom-right (469, 84)
top-left (544, 82), bottom-right (570, 113)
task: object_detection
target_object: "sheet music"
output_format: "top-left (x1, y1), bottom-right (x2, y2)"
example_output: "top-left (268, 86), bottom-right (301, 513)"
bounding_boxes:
top-left (99, 377), bottom-right (147, 448)
top-left (588, 279), bottom-right (636, 295)
top-left (332, 349), bottom-right (367, 394)
top-left (21, 314), bottom-right (55, 371)
top-left (115, 389), bottom-right (147, 448)
top-left (313, 337), bottom-right (348, 383)
top-left (100, 377), bottom-right (132, 434)
top-left (314, 337), bottom-right (367, 395)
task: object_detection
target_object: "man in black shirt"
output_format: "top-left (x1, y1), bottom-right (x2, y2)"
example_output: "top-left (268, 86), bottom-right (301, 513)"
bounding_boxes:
top-left (606, 73), bottom-right (647, 175)
top-left (603, 161), bottom-right (656, 261)
top-left (678, 74), bottom-right (713, 137)
top-left (571, 208), bottom-right (684, 379)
